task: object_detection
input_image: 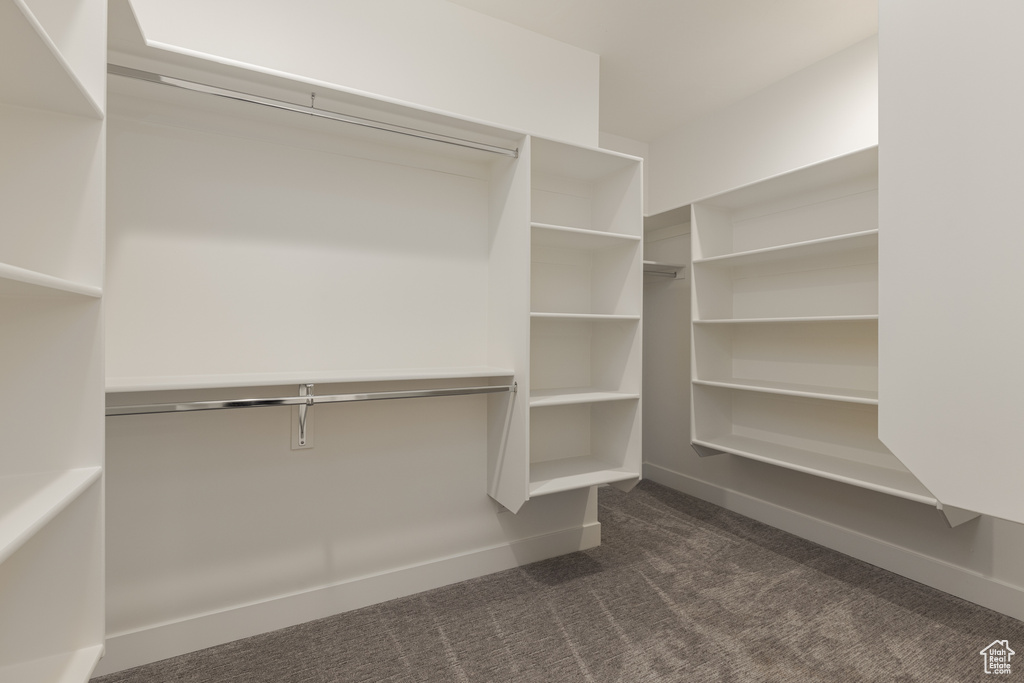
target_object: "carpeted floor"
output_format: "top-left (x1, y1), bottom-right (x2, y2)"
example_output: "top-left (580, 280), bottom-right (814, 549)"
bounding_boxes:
top-left (93, 480), bottom-right (1024, 682)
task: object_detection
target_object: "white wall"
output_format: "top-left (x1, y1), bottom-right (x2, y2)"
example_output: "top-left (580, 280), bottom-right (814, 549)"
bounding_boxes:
top-left (101, 396), bottom-right (598, 674)
top-left (124, 0), bottom-right (600, 147)
top-left (641, 38), bottom-right (1024, 622)
top-left (646, 35), bottom-right (878, 213)
top-left (877, 0), bottom-right (1024, 524)
top-left (599, 131), bottom-right (649, 161)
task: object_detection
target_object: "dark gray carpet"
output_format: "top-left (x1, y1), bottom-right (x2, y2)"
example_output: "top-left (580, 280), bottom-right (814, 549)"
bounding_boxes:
top-left (93, 481), bottom-right (1024, 682)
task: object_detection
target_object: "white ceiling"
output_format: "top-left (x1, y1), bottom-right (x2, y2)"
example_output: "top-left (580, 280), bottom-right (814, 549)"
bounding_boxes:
top-left (447, 0), bottom-right (877, 142)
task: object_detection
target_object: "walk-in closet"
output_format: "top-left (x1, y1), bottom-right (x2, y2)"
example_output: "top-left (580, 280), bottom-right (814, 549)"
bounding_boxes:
top-left (2, 0), bottom-right (1023, 680)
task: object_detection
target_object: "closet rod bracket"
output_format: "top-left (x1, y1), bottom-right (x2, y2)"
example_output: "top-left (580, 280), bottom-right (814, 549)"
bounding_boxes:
top-left (296, 383), bottom-right (315, 447)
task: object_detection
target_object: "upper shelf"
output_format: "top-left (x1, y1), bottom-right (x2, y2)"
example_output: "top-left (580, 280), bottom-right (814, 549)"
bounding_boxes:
top-left (532, 223), bottom-right (641, 249)
top-left (529, 388), bottom-right (640, 408)
top-left (106, 366), bottom-right (516, 393)
top-left (530, 137), bottom-right (641, 183)
top-left (0, 262), bottom-right (102, 298)
top-left (0, 0), bottom-right (103, 117)
top-left (530, 312), bottom-right (641, 322)
top-left (696, 147), bottom-right (879, 211)
top-left (693, 230), bottom-right (877, 269)
top-left (694, 315), bottom-right (879, 325)
top-left (692, 378), bottom-right (878, 405)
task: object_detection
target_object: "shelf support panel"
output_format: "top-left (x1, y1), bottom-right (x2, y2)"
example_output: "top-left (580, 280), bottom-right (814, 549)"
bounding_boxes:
top-left (938, 504), bottom-right (981, 528)
top-left (691, 443), bottom-right (723, 458)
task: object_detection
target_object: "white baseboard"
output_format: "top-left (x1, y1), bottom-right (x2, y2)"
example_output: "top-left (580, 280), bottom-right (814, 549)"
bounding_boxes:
top-left (643, 463), bottom-right (1024, 623)
top-left (94, 521), bottom-right (601, 677)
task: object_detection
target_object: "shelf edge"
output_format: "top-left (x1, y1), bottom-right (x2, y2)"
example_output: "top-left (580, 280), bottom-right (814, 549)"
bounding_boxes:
top-left (531, 222), bottom-right (642, 242)
top-left (0, 467), bottom-right (103, 566)
top-left (691, 438), bottom-right (936, 506)
top-left (692, 379), bottom-right (878, 405)
top-left (693, 229), bottom-right (878, 266)
top-left (0, 263), bottom-right (102, 298)
top-left (693, 315), bottom-right (878, 325)
top-left (529, 392), bottom-right (640, 408)
top-left (529, 471), bottom-right (638, 497)
top-left (530, 312), bottom-right (641, 321)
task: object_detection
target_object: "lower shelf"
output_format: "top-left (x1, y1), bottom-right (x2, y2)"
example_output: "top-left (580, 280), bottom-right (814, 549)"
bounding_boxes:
top-left (692, 378), bottom-right (877, 405)
top-left (528, 399), bottom-right (641, 497)
top-left (692, 434), bottom-right (936, 505)
top-left (529, 389), bottom-right (640, 408)
top-left (0, 467), bottom-right (103, 565)
top-left (529, 456), bottom-right (639, 497)
top-left (0, 644), bottom-right (104, 683)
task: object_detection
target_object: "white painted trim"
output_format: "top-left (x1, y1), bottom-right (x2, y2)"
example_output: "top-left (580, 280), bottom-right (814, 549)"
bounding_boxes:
top-left (94, 522), bottom-right (601, 676)
top-left (643, 463), bottom-right (1024, 622)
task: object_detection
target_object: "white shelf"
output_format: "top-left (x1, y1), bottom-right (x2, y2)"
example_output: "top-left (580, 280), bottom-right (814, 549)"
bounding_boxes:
top-left (692, 435), bottom-right (936, 506)
top-left (526, 140), bottom-right (642, 503)
top-left (531, 222), bottom-right (642, 249)
top-left (692, 237), bottom-right (877, 320)
top-left (530, 312), bottom-right (641, 322)
top-left (106, 366), bottom-right (516, 393)
top-left (691, 149), bottom-right (878, 260)
top-left (531, 226), bottom-right (641, 316)
top-left (529, 389), bottom-right (640, 408)
top-left (694, 230), bottom-right (878, 267)
top-left (0, 644), bottom-right (104, 683)
top-left (695, 315), bottom-right (878, 325)
top-left (530, 138), bottom-right (641, 182)
top-left (528, 456), bottom-right (639, 497)
top-left (697, 148), bottom-right (878, 212)
top-left (0, 262), bottom-right (102, 298)
top-left (692, 379), bottom-right (877, 405)
top-left (0, 0), bottom-right (103, 118)
top-left (0, 467), bottom-right (102, 566)
top-left (693, 319), bottom-right (878, 402)
top-left (530, 137), bottom-right (642, 236)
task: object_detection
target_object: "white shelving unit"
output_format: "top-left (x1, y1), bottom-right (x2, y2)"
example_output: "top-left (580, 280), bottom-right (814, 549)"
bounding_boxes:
top-left (526, 138), bottom-right (643, 501)
top-left (692, 231), bottom-right (878, 320)
top-left (0, 0), bottom-right (106, 679)
top-left (688, 147), bottom-right (969, 521)
top-left (692, 317), bottom-right (880, 404)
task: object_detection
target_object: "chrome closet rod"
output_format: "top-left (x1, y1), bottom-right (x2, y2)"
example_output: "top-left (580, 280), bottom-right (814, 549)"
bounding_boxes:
top-left (106, 383), bottom-right (516, 417)
top-left (107, 64), bottom-right (519, 158)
